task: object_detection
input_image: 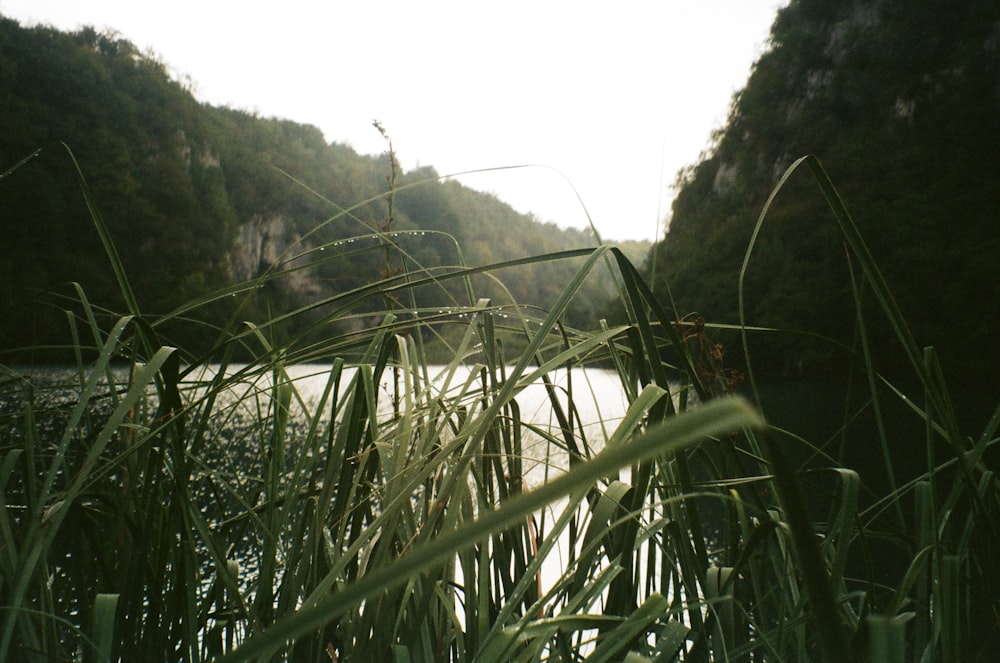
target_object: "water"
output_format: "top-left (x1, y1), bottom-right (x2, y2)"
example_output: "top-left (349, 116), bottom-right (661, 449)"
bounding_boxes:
top-left (1, 362), bottom-right (666, 654)
top-left (186, 362), bottom-right (637, 481)
top-left (179, 362), bottom-right (643, 616)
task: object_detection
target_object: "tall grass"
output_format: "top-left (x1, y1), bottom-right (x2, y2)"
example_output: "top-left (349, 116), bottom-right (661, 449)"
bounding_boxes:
top-left (0, 148), bottom-right (997, 662)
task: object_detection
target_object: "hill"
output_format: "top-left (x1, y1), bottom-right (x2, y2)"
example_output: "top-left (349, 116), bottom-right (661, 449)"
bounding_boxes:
top-left (0, 17), bottom-right (644, 360)
top-left (648, 0), bottom-right (999, 400)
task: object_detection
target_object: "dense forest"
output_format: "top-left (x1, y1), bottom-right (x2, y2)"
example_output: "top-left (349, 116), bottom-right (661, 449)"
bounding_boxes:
top-left (0, 16), bottom-right (647, 361)
top-left (649, 0), bottom-right (999, 410)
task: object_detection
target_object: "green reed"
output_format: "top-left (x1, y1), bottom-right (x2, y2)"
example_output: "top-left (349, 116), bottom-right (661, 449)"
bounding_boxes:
top-left (0, 147), bottom-right (996, 661)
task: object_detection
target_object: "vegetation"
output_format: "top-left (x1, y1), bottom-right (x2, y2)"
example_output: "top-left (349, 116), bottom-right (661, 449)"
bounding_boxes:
top-left (1, 2), bottom-right (998, 661)
top-left (1, 138), bottom-right (997, 660)
top-left (648, 0), bottom-right (1000, 406)
top-left (0, 16), bottom-right (642, 360)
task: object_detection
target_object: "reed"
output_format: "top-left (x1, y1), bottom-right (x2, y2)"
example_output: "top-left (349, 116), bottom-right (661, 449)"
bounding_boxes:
top-left (0, 150), bottom-right (995, 661)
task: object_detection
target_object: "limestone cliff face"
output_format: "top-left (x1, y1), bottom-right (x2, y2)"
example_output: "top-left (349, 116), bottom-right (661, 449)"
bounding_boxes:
top-left (230, 214), bottom-right (321, 296)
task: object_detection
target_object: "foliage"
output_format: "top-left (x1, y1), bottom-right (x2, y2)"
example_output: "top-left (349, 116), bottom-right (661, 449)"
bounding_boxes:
top-left (648, 0), bottom-right (1000, 402)
top-left (0, 143), bottom-right (997, 662)
top-left (0, 16), bottom-right (640, 360)
top-left (1, 7), bottom-right (998, 662)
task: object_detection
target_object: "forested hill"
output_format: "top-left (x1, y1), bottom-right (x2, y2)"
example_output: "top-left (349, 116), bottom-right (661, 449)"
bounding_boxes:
top-left (650, 0), bottom-right (1000, 390)
top-left (0, 17), bottom-right (647, 358)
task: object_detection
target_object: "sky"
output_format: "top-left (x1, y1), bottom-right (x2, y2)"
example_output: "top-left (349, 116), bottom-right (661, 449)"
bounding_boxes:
top-left (0, 0), bottom-right (787, 242)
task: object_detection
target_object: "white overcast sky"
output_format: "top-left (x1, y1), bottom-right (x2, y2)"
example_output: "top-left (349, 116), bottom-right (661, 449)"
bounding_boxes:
top-left (1, 1), bottom-right (786, 242)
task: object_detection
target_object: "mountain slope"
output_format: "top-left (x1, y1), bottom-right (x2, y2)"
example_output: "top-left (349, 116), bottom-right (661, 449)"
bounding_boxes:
top-left (649, 0), bottom-right (1000, 389)
top-left (0, 17), bottom-right (641, 358)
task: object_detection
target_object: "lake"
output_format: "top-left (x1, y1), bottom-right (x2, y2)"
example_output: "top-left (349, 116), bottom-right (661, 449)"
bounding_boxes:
top-left (179, 362), bottom-right (641, 482)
